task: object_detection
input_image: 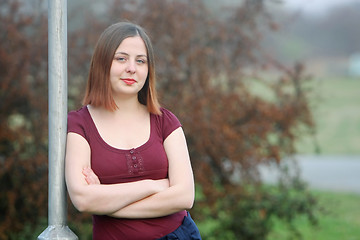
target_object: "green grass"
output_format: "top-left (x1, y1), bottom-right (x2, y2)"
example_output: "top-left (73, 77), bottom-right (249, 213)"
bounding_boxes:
top-left (268, 190), bottom-right (360, 240)
top-left (295, 77), bottom-right (360, 155)
top-left (245, 76), bottom-right (360, 155)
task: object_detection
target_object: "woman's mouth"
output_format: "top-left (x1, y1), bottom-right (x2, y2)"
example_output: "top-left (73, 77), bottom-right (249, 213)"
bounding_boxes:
top-left (121, 78), bottom-right (137, 85)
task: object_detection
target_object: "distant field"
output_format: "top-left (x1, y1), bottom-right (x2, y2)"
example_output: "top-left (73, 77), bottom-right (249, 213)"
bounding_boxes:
top-left (245, 76), bottom-right (360, 155)
top-left (268, 190), bottom-right (360, 240)
top-left (295, 77), bottom-right (360, 155)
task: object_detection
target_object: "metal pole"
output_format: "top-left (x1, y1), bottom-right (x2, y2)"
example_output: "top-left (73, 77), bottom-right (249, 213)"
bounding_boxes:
top-left (38, 0), bottom-right (78, 239)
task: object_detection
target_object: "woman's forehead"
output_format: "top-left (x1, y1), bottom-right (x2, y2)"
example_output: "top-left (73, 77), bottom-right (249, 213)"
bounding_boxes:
top-left (115, 36), bottom-right (147, 56)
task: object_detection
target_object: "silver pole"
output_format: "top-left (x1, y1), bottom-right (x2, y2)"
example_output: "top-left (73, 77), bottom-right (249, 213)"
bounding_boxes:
top-left (38, 0), bottom-right (77, 239)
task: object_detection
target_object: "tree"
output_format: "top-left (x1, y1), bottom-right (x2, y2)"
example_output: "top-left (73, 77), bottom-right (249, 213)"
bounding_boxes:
top-left (0, 1), bottom-right (48, 238)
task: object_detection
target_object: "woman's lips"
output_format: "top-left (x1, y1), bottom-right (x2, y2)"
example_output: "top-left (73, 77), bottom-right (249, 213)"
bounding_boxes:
top-left (121, 78), bottom-right (137, 85)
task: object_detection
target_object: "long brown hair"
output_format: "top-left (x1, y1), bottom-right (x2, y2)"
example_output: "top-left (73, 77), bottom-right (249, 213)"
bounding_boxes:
top-left (82, 22), bottom-right (161, 115)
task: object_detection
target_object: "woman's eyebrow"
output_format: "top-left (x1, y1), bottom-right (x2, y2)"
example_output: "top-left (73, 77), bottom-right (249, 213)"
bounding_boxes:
top-left (115, 51), bottom-right (147, 58)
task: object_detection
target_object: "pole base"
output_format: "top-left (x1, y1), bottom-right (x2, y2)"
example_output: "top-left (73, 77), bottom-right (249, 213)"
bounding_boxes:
top-left (38, 225), bottom-right (78, 240)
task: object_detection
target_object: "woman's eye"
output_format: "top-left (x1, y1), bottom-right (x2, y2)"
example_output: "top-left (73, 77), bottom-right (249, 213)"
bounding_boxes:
top-left (136, 59), bottom-right (146, 64)
top-left (115, 57), bottom-right (126, 62)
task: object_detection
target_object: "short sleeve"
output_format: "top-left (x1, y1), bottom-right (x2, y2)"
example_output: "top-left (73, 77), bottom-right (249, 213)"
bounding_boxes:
top-left (160, 108), bottom-right (182, 140)
top-left (67, 109), bottom-right (87, 140)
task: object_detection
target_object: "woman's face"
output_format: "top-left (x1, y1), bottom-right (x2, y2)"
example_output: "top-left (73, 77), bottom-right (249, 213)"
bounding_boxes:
top-left (109, 36), bottom-right (149, 99)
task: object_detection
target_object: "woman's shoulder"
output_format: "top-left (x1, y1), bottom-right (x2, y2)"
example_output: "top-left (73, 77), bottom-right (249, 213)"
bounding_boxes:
top-left (156, 107), bottom-right (180, 122)
top-left (67, 106), bottom-right (90, 142)
top-left (68, 105), bottom-right (88, 119)
top-left (67, 106), bottom-right (90, 130)
top-left (160, 107), bottom-right (179, 117)
top-left (154, 107), bottom-right (182, 139)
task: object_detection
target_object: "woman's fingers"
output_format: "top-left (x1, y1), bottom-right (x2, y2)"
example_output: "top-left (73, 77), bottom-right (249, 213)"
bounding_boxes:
top-left (82, 167), bottom-right (101, 185)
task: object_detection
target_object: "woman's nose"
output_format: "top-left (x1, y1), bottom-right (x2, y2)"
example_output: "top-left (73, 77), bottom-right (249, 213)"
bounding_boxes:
top-left (126, 61), bottom-right (136, 74)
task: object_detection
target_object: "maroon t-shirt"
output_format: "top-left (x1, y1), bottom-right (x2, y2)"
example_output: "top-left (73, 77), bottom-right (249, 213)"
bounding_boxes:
top-left (67, 106), bottom-right (187, 240)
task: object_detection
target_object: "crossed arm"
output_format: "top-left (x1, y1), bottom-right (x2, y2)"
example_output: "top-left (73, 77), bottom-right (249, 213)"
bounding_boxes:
top-left (65, 127), bottom-right (195, 218)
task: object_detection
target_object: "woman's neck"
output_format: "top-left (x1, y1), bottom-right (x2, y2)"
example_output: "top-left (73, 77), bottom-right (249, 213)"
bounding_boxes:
top-left (89, 94), bottom-right (147, 118)
top-left (113, 95), bottom-right (143, 113)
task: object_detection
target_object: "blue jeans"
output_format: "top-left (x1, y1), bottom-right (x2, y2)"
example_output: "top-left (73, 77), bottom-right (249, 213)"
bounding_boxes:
top-left (157, 212), bottom-right (202, 240)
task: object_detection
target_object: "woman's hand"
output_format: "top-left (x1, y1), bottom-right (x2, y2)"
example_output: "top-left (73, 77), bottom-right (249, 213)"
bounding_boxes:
top-left (82, 167), bottom-right (100, 185)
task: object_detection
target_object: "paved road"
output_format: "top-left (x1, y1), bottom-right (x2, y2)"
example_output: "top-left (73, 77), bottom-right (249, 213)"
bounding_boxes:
top-left (260, 155), bottom-right (360, 194)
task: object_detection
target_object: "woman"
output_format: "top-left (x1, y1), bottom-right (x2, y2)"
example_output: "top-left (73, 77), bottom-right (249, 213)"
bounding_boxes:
top-left (65, 22), bottom-right (201, 239)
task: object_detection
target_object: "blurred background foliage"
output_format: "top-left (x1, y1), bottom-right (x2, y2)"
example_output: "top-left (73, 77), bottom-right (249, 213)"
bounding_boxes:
top-left (1, 0), bottom-right (359, 239)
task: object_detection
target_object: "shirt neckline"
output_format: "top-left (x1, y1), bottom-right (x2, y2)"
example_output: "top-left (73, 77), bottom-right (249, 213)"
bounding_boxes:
top-left (83, 106), bottom-right (154, 153)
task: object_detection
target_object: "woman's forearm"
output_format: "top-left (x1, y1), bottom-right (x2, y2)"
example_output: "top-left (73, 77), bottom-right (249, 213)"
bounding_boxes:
top-left (109, 182), bottom-right (194, 218)
top-left (80, 165), bottom-right (193, 218)
top-left (69, 179), bottom-right (167, 215)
